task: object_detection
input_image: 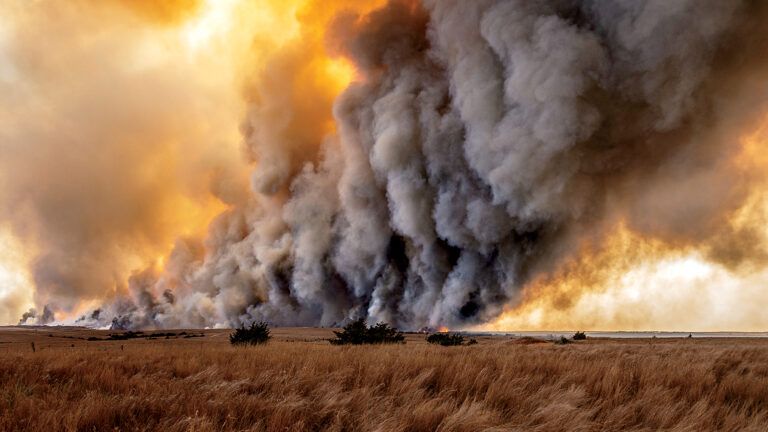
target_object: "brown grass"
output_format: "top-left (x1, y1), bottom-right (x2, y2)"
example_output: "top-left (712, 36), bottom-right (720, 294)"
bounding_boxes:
top-left (1, 327), bottom-right (767, 431)
top-left (507, 336), bottom-right (549, 345)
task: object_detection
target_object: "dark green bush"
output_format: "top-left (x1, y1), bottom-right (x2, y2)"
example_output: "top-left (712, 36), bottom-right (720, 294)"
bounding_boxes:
top-left (329, 318), bottom-right (405, 345)
top-left (426, 333), bottom-right (465, 346)
top-left (553, 336), bottom-right (571, 345)
top-left (230, 321), bottom-right (271, 346)
top-left (573, 331), bottom-right (587, 340)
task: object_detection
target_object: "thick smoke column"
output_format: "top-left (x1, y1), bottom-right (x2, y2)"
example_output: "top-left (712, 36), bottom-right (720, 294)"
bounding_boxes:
top-left (12, 0), bottom-right (768, 329)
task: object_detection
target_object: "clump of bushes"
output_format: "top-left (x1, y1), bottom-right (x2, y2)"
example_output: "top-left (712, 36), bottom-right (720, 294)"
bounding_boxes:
top-left (107, 331), bottom-right (144, 341)
top-left (230, 321), bottom-right (271, 346)
top-left (426, 333), bottom-right (466, 346)
top-left (573, 331), bottom-right (587, 340)
top-left (553, 336), bottom-right (571, 345)
top-left (330, 318), bottom-right (405, 345)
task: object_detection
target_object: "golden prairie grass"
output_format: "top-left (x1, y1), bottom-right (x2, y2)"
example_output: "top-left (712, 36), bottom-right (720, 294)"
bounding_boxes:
top-left (1, 328), bottom-right (767, 431)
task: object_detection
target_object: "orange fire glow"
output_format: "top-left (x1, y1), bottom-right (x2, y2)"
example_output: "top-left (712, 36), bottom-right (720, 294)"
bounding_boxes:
top-left (481, 121), bottom-right (768, 332)
top-left (0, 0), bottom-right (382, 323)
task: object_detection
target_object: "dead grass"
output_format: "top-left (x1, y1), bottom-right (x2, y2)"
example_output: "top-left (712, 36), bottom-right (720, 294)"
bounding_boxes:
top-left (1, 328), bottom-right (767, 431)
top-left (507, 336), bottom-right (549, 345)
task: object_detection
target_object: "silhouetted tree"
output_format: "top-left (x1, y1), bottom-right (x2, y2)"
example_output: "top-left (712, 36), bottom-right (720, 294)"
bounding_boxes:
top-left (426, 333), bottom-right (465, 346)
top-left (330, 318), bottom-right (405, 345)
top-left (230, 322), bottom-right (271, 346)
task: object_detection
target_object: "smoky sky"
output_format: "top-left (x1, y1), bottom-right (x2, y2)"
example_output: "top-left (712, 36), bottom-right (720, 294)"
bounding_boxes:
top-left (8, 0), bottom-right (768, 329)
top-left (0, 0), bottom-right (248, 322)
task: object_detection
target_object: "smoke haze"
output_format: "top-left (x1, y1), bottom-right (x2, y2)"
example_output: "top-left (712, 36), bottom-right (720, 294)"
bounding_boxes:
top-left (3, 0), bottom-right (768, 330)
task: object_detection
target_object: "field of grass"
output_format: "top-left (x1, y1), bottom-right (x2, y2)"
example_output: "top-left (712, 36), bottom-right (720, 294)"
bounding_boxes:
top-left (1, 327), bottom-right (767, 431)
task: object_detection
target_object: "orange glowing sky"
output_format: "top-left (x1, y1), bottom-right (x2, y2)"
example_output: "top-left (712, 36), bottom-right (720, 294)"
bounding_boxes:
top-left (1, 0), bottom-right (768, 330)
top-left (0, 0), bottom-right (379, 324)
top-left (479, 123), bottom-right (768, 332)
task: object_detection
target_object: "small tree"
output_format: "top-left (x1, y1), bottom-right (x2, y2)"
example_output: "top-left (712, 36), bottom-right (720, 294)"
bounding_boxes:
top-left (230, 321), bottom-right (271, 346)
top-left (330, 318), bottom-right (404, 345)
top-left (573, 331), bottom-right (587, 340)
top-left (426, 333), bottom-right (465, 346)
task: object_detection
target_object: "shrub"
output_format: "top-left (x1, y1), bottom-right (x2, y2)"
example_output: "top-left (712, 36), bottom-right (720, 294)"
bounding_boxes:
top-left (553, 336), bottom-right (571, 345)
top-left (106, 331), bottom-right (144, 341)
top-left (573, 331), bottom-right (587, 340)
top-left (330, 318), bottom-right (405, 345)
top-left (426, 333), bottom-right (465, 346)
top-left (330, 318), bottom-right (368, 345)
top-left (467, 338), bottom-right (478, 345)
top-left (230, 322), bottom-right (271, 346)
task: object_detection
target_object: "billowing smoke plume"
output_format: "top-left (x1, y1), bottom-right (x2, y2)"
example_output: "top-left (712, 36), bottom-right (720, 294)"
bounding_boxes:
top-left (8, 0), bottom-right (768, 329)
top-left (0, 0), bottom-right (249, 323)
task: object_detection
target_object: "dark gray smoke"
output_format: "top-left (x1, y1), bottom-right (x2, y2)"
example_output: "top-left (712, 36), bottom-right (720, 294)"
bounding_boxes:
top-left (68, 0), bottom-right (768, 329)
top-left (18, 305), bottom-right (55, 325)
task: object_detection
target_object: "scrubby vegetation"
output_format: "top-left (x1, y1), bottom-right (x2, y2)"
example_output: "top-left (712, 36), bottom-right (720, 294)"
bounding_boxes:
top-left (426, 332), bottom-right (465, 346)
top-left (425, 333), bottom-right (480, 346)
top-left (85, 331), bottom-right (205, 342)
top-left (573, 331), bottom-right (587, 340)
top-left (229, 322), bottom-right (271, 346)
top-left (329, 318), bottom-right (405, 345)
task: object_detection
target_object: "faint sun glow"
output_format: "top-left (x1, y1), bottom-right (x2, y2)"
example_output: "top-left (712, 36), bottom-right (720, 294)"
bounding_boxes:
top-left (182, 0), bottom-right (239, 53)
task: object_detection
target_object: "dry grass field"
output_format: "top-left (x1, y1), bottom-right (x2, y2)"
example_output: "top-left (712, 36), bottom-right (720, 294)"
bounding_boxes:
top-left (1, 327), bottom-right (767, 431)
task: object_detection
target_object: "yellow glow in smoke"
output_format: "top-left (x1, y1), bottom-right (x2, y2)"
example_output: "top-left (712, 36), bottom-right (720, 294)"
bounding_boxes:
top-left (485, 248), bottom-right (768, 332)
top-left (0, 227), bottom-right (34, 323)
top-left (182, 0), bottom-right (238, 52)
top-left (483, 122), bottom-right (768, 332)
top-left (324, 58), bottom-right (357, 93)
